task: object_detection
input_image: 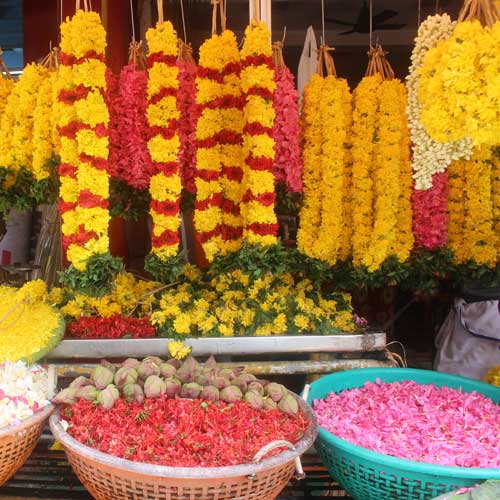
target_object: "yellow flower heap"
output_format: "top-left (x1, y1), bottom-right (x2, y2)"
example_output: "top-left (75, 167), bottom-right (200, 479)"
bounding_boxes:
top-left (0, 280), bottom-right (63, 362)
top-left (146, 21), bottom-right (182, 263)
top-left (58, 10), bottom-right (110, 271)
top-left (0, 72), bottom-right (14, 118)
top-left (240, 21), bottom-right (278, 247)
top-left (418, 5), bottom-right (500, 148)
top-left (297, 49), bottom-right (352, 264)
top-left (195, 30), bottom-right (244, 260)
top-left (0, 64), bottom-right (48, 180)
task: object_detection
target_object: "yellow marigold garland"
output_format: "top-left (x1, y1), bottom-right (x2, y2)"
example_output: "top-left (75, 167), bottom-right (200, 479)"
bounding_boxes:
top-left (240, 21), bottom-right (278, 247)
top-left (363, 79), bottom-right (403, 271)
top-left (350, 74), bottom-right (379, 266)
top-left (0, 75), bottom-right (14, 118)
top-left (296, 74), bottom-right (323, 258)
top-left (492, 149), bottom-right (500, 250)
top-left (146, 21), bottom-right (182, 263)
top-left (447, 159), bottom-right (467, 264)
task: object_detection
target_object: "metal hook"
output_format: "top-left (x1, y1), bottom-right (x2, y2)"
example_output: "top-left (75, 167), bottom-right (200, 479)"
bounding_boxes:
top-left (281, 25), bottom-right (287, 44)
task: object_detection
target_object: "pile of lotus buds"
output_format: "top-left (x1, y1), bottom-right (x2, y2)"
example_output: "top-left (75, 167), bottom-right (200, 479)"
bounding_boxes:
top-left (53, 356), bottom-right (299, 415)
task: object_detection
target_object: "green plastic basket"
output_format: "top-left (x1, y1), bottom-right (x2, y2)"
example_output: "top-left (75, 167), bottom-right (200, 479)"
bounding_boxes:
top-left (307, 368), bottom-right (500, 500)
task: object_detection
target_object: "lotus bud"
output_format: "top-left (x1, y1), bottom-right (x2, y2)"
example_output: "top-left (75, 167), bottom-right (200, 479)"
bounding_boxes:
top-left (247, 382), bottom-right (264, 396)
top-left (97, 385), bottom-right (119, 409)
top-left (204, 355), bottom-right (217, 369)
top-left (176, 363), bottom-right (196, 383)
top-left (213, 376), bottom-right (229, 390)
top-left (143, 356), bottom-right (163, 366)
top-left (69, 376), bottom-right (91, 389)
top-left (144, 375), bottom-right (166, 398)
top-left (265, 383), bottom-right (287, 403)
top-left (100, 359), bottom-right (116, 374)
top-left (91, 366), bottom-right (115, 390)
top-left (138, 360), bottom-right (160, 380)
top-left (220, 385), bottom-right (243, 403)
top-left (195, 372), bottom-right (212, 387)
top-left (77, 385), bottom-right (99, 402)
top-left (238, 373), bottom-right (257, 383)
top-left (122, 358), bottom-right (140, 369)
top-left (114, 367), bottom-right (139, 389)
top-left (245, 391), bottom-right (264, 410)
top-left (166, 359), bottom-right (181, 369)
top-left (52, 387), bottom-right (78, 405)
top-left (278, 393), bottom-right (299, 415)
top-left (160, 363), bottom-right (177, 378)
top-left (232, 376), bottom-right (248, 393)
top-left (165, 377), bottom-right (182, 398)
top-left (180, 382), bottom-right (202, 399)
top-left (200, 385), bottom-right (220, 402)
top-left (218, 368), bottom-right (236, 381)
top-left (123, 383), bottom-right (144, 403)
top-left (262, 398), bottom-right (278, 410)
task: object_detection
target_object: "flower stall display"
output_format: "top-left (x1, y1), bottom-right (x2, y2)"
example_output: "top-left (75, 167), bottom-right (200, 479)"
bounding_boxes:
top-left (53, 356), bottom-right (309, 467)
top-left (0, 280), bottom-right (64, 363)
top-left (418, 0), bottom-right (500, 148)
top-left (0, 361), bottom-right (50, 430)
top-left (314, 379), bottom-right (500, 468)
top-left (272, 42), bottom-right (303, 194)
top-left (297, 47), bottom-right (352, 265)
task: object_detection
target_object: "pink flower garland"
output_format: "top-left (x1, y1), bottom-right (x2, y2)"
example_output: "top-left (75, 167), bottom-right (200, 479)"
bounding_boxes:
top-left (178, 50), bottom-right (198, 195)
top-left (412, 172), bottom-right (448, 250)
top-left (273, 64), bottom-right (303, 193)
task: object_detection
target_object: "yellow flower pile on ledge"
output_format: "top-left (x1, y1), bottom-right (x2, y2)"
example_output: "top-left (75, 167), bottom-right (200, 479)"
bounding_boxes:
top-left (0, 280), bottom-right (64, 362)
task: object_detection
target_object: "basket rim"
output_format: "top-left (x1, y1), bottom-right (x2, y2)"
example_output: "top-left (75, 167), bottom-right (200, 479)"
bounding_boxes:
top-left (50, 392), bottom-right (318, 479)
top-left (309, 368), bottom-right (500, 480)
top-left (0, 404), bottom-right (54, 439)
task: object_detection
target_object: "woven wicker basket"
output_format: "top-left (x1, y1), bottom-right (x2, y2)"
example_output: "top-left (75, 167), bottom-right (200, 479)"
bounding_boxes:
top-left (0, 404), bottom-right (54, 486)
top-left (50, 394), bottom-right (317, 500)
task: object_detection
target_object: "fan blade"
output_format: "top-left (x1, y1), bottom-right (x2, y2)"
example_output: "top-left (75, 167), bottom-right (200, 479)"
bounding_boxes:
top-left (373, 9), bottom-right (398, 24)
top-left (325, 17), bottom-right (355, 26)
top-left (374, 24), bottom-right (406, 30)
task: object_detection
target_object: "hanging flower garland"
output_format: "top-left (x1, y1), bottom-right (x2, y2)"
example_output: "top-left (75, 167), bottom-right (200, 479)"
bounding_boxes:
top-left (350, 74), bottom-right (378, 267)
top-left (412, 172), bottom-right (448, 250)
top-left (493, 148), bottom-right (500, 250)
top-left (178, 40), bottom-right (198, 195)
top-left (0, 53), bottom-right (14, 118)
top-left (418, 2), bottom-right (500, 148)
top-left (272, 42), bottom-right (303, 194)
top-left (447, 159), bottom-right (467, 264)
top-left (144, 13), bottom-right (183, 279)
top-left (195, 20), bottom-right (244, 260)
top-left (240, 20), bottom-right (278, 247)
top-left (406, 14), bottom-right (471, 190)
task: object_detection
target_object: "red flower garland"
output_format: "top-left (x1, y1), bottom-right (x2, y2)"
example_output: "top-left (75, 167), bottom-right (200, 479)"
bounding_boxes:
top-left (67, 315), bottom-right (155, 339)
top-left (412, 172), bottom-right (449, 250)
top-left (273, 58), bottom-right (303, 193)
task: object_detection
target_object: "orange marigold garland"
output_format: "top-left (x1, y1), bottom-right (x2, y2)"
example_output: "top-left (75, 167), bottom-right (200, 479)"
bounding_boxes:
top-left (493, 149), bottom-right (500, 251)
top-left (144, 16), bottom-right (184, 282)
top-left (240, 21), bottom-right (278, 247)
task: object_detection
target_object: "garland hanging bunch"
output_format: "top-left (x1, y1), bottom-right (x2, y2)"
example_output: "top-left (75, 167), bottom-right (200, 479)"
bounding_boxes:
top-left (406, 14), bottom-right (472, 190)
top-left (0, 50), bottom-right (14, 118)
top-left (194, 3), bottom-right (244, 261)
top-left (177, 40), bottom-right (198, 195)
top-left (447, 159), bottom-right (467, 264)
top-left (297, 47), bottom-right (352, 265)
top-left (144, 4), bottom-right (184, 278)
top-left (493, 148), bottom-right (500, 251)
top-left (418, 0), bottom-right (500, 148)
top-left (240, 20), bottom-right (278, 247)
top-left (272, 41), bottom-right (303, 194)
top-left (58, 8), bottom-right (111, 272)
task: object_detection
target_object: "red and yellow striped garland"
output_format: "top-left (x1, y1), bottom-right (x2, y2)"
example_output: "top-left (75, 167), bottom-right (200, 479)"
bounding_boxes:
top-left (240, 21), bottom-right (278, 247)
top-left (145, 21), bottom-right (182, 262)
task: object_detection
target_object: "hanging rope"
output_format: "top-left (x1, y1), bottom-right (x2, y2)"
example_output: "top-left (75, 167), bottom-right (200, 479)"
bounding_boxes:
top-left (369, 0), bottom-right (373, 47)
top-left (129, 0), bottom-right (136, 42)
top-left (321, 0), bottom-right (326, 45)
top-left (435, 0), bottom-right (440, 13)
top-left (129, 40), bottom-right (147, 69)
top-left (250, 0), bottom-right (260, 22)
top-left (75, 0), bottom-right (89, 12)
top-left (157, 0), bottom-right (164, 24)
top-left (418, 0), bottom-right (422, 27)
top-left (211, 0), bottom-right (226, 35)
top-left (315, 45), bottom-right (336, 77)
top-left (180, 0), bottom-right (188, 43)
top-left (272, 41), bottom-right (285, 70)
top-left (178, 39), bottom-right (195, 64)
top-left (0, 48), bottom-right (13, 80)
top-left (365, 45), bottom-right (395, 80)
top-left (458, 0), bottom-right (500, 26)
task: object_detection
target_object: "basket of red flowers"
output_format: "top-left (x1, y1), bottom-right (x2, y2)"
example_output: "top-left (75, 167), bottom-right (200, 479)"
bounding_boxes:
top-left (50, 356), bottom-right (317, 500)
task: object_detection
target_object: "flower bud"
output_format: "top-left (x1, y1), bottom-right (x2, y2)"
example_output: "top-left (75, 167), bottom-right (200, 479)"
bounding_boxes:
top-left (144, 375), bottom-right (166, 398)
top-left (100, 359), bottom-right (116, 374)
top-left (97, 385), bottom-right (119, 409)
top-left (247, 382), bottom-right (264, 396)
top-left (138, 360), bottom-right (160, 380)
top-left (91, 366), bottom-right (115, 390)
top-left (278, 393), bottom-right (299, 415)
top-left (122, 358), bottom-right (140, 369)
top-left (220, 385), bottom-right (243, 403)
top-left (76, 385), bottom-right (98, 402)
top-left (180, 382), bottom-right (202, 399)
top-left (69, 376), bottom-right (91, 389)
top-left (265, 383), bottom-right (287, 403)
top-left (165, 377), bottom-right (182, 398)
top-left (123, 383), bottom-right (144, 403)
top-left (160, 363), bottom-right (177, 378)
top-left (262, 398), bottom-right (278, 411)
top-left (52, 387), bottom-right (78, 405)
top-left (200, 385), bottom-right (220, 402)
top-left (244, 391), bottom-right (264, 410)
top-left (114, 367), bottom-right (139, 389)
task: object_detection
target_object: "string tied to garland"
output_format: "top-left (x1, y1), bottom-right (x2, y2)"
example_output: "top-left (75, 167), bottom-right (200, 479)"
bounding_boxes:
top-left (458, 0), bottom-right (500, 27)
top-left (128, 40), bottom-right (147, 70)
top-left (211, 0), bottom-right (227, 35)
top-left (365, 45), bottom-right (395, 80)
top-left (272, 41), bottom-right (286, 70)
top-left (75, 0), bottom-right (91, 12)
top-left (178, 39), bottom-right (195, 64)
top-left (0, 48), bottom-right (13, 80)
top-left (40, 46), bottom-right (60, 71)
top-left (315, 45), bottom-right (336, 77)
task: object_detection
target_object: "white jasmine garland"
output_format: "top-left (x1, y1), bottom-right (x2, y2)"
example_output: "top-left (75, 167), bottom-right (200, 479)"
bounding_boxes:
top-left (406, 14), bottom-right (472, 190)
top-left (0, 361), bottom-right (49, 429)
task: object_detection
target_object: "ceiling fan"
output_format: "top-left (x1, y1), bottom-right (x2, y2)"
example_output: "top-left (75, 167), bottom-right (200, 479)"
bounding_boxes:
top-left (326, 1), bottom-right (406, 35)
